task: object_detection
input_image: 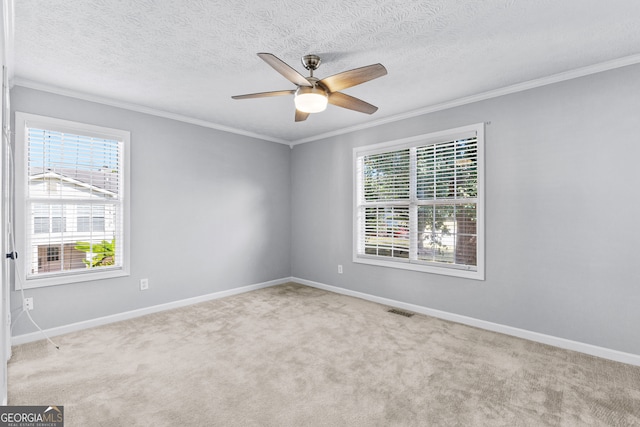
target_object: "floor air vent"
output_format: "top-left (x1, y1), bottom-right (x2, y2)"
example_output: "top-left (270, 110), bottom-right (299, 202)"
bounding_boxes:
top-left (387, 308), bottom-right (415, 318)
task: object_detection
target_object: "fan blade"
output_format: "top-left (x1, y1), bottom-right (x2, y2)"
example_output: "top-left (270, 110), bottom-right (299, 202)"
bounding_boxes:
top-left (295, 109), bottom-right (310, 122)
top-left (328, 92), bottom-right (378, 114)
top-left (232, 90), bottom-right (295, 100)
top-left (319, 63), bottom-right (387, 92)
top-left (258, 53), bottom-right (312, 87)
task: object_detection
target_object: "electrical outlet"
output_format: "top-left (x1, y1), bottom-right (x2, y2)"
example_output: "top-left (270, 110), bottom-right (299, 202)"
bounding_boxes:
top-left (338, 265), bottom-right (343, 274)
top-left (24, 297), bottom-right (34, 311)
top-left (140, 278), bottom-right (149, 291)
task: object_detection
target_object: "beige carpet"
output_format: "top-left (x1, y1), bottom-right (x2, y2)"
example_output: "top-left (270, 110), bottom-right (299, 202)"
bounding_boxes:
top-left (8, 283), bottom-right (640, 426)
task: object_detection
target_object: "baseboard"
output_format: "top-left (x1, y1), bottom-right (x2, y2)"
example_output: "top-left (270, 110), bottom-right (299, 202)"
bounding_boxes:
top-left (292, 277), bottom-right (640, 367)
top-left (12, 276), bottom-right (640, 367)
top-left (11, 277), bottom-right (291, 346)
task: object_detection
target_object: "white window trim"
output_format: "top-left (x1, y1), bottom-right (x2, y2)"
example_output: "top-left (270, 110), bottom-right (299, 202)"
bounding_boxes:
top-left (14, 112), bottom-right (131, 289)
top-left (352, 123), bottom-right (485, 280)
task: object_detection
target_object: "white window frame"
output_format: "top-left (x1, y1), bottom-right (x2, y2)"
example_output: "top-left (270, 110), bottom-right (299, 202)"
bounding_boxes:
top-left (14, 112), bottom-right (131, 289)
top-left (353, 123), bottom-right (484, 280)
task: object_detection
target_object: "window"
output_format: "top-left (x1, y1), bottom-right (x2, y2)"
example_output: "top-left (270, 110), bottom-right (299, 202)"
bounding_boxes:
top-left (46, 246), bottom-right (60, 262)
top-left (353, 124), bottom-right (484, 280)
top-left (77, 205), bottom-right (106, 232)
top-left (33, 204), bottom-right (66, 234)
top-left (15, 113), bottom-right (130, 288)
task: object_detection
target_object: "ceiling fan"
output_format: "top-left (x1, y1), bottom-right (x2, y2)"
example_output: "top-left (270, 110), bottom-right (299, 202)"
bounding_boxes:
top-left (232, 53), bottom-right (387, 122)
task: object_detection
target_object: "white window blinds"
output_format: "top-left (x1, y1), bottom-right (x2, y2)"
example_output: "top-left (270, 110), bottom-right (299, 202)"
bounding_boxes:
top-left (15, 113), bottom-right (130, 287)
top-left (354, 124), bottom-right (484, 279)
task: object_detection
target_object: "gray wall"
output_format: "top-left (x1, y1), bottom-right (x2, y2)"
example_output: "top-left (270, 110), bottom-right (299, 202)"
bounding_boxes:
top-left (11, 64), bottom-right (640, 356)
top-left (11, 86), bottom-right (292, 335)
top-left (291, 63), bottom-right (640, 355)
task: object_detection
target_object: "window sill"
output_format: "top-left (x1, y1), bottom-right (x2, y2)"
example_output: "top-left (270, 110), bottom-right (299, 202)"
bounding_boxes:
top-left (353, 255), bottom-right (484, 280)
top-left (19, 268), bottom-right (130, 289)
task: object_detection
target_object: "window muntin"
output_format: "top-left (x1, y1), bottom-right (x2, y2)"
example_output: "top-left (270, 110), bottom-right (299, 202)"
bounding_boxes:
top-left (354, 124), bottom-right (484, 280)
top-left (15, 113), bottom-right (130, 288)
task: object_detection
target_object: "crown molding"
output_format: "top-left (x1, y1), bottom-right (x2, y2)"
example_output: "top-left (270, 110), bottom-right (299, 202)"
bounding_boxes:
top-left (11, 78), bottom-right (290, 145)
top-left (11, 52), bottom-right (640, 147)
top-left (290, 53), bottom-right (640, 145)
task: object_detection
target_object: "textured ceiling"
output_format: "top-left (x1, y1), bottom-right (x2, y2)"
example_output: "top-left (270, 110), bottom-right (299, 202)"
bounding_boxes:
top-left (12, 0), bottom-right (640, 143)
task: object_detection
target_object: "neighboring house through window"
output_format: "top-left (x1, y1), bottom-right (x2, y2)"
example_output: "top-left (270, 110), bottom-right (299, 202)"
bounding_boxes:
top-left (353, 123), bottom-right (484, 280)
top-left (77, 205), bottom-right (106, 232)
top-left (33, 204), bottom-right (65, 234)
top-left (15, 113), bottom-right (130, 288)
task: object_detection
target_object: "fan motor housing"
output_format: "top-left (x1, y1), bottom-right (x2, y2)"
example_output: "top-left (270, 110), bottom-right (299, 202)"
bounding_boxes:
top-left (302, 54), bottom-right (321, 71)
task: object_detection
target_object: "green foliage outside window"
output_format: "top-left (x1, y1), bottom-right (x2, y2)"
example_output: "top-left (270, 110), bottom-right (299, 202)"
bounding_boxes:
top-left (74, 239), bottom-right (115, 267)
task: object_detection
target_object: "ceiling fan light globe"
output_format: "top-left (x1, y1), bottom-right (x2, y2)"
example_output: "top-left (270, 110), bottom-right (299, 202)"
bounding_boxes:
top-left (295, 87), bottom-right (328, 113)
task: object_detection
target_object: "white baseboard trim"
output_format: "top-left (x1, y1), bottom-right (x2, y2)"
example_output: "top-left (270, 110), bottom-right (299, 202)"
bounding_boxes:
top-left (11, 277), bottom-right (290, 346)
top-left (292, 277), bottom-right (640, 367)
top-left (12, 276), bottom-right (640, 367)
